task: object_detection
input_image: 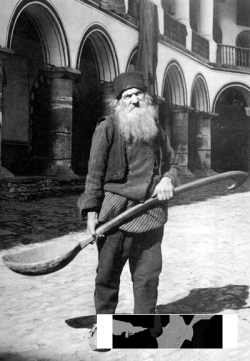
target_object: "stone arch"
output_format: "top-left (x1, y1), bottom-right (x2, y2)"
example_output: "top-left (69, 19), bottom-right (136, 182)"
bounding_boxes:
top-left (2, 1), bottom-right (71, 176)
top-left (7, 0), bottom-right (70, 66)
top-left (236, 31), bottom-right (250, 48)
top-left (190, 74), bottom-right (210, 112)
top-left (126, 45), bottom-right (138, 72)
top-left (162, 61), bottom-right (187, 107)
top-left (213, 83), bottom-right (250, 111)
top-left (189, 74), bottom-right (211, 174)
top-left (160, 61), bottom-right (191, 176)
top-left (159, 60), bottom-right (187, 134)
top-left (236, 31), bottom-right (250, 67)
top-left (76, 24), bottom-right (119, 81)
top-left (213, 23), bottom-right (222, 44)
top-left (212, 83), bottom-right (250, 172)
top-left (72, 24), bottom-right (119, 175)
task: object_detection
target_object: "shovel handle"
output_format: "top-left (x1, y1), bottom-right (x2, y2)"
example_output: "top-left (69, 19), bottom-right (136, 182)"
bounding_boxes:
top-left (79, 171), bottom-right (248, 249)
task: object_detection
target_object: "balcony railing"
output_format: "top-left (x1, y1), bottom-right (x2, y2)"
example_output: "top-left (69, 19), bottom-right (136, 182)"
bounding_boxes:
top-left (164, 11), bottom-right (187, 47)
top-left (192, 31), bottom-right (209, 60)
top-left (217, 44), bottom-right (250, 67)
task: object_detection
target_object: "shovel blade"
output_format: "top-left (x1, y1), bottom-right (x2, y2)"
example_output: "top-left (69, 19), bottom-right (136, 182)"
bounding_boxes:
top-left (2, 238), bottom-right (81, 276)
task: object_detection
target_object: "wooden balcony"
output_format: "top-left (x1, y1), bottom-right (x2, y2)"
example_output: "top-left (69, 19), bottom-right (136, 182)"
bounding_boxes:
top-left (192, 31), bottom-right (210, 60)
top-left (217, 44), bottom-right (250, 68)
top-left (164, 11), bottom-right (187, 47)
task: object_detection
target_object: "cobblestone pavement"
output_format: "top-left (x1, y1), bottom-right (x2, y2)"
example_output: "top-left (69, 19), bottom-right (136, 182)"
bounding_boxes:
top-left (1, 176), bottom-right (250, 361)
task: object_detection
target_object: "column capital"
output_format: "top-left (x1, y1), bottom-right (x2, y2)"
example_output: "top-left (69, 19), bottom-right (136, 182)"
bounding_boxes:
top-left (192, 110), bottom-right (218, 119)
top-left (40, 66), bottom-right (81, 82)
top-left (169, 105), bottom-right (193, 113)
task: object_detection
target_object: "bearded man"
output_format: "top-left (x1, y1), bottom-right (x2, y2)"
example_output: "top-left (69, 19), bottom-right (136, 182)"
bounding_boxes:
top-left (77, 71), bottom-right (179, 350)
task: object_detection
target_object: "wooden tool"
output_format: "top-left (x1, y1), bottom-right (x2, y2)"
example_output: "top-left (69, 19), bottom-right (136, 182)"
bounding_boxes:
top-left (2, 171), bottom-right (248, 276)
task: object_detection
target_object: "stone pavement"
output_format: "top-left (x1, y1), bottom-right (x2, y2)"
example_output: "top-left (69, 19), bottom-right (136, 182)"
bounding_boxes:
top-left (1, 175), bottom-right (250, 361)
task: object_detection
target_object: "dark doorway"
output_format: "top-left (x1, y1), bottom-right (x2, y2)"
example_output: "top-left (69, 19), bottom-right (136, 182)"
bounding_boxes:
top-left (72, 39), bottom-right (103, 176)
top-left (12, 11), bottom-right (44, 63)
top-left (212, 88), bottom-right (249, 172)
top-left (29, 75), bottom-right (51, 174)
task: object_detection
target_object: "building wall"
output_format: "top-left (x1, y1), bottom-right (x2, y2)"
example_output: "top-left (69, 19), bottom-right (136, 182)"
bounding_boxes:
top-left (1, 0), bottom-right (250, 176)
top-left (215, 0), bottom-right (250, 46)
top-left (158, 41), bottom-right (250, 111)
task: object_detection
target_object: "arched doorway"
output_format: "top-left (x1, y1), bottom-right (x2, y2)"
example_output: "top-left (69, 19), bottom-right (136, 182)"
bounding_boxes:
top-left (189, 75), bottom-right (210, 173)
top-left (29, 74), bottom-right (51, 174)
top-left (4, 1), bottom-right (69, 175)
top-left (160, 61), bottom-right (187, 138)
top-left (160, 62), bottom-right (192, 176)
top-left (8, 1), bottom-right (69, 66)
top-left (236, 31), bottom-right (250, 67)
top-left (72, 27), bottom-right (118, 175)
top-left (236, 31), bottom-right (250, 48)
top-left (212, 85), bottom-right (250, 172)
top-left (126, 47), bottom-right (138, 72)
top-left (160, 61), bottom-right (187, 142)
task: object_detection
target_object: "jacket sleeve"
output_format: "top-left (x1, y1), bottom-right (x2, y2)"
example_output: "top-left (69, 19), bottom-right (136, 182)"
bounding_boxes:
top-left (77, 119), bottom-right (113, 216)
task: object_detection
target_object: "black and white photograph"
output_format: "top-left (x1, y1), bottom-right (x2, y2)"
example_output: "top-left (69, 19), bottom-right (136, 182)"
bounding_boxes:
top-left (0, 0), bottom-right (250, 360)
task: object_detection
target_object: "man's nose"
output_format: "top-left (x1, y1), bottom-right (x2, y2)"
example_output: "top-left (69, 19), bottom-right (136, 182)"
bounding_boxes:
top-left (131, 94), bottom-right (139, 104)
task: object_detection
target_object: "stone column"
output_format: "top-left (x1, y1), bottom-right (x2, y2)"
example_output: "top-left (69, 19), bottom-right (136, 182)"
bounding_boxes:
top-left (41, 66), bottom-right (81, 177)
top-left (244, 108), bottom-right (250, 172)
top-left (101, 82), bottom-right (116, 116)
top-left (0, 48), bottom-right (14, 178)
top-left (175, 0), bottom-right (192, 51)
top-left (194, 112), bottom-right (217, 177)
top-left (199, 0), bottom-right (217, 62)
top-left (151, 0), bottom-right (164, 35)
top-left (170, 105), bottom-right (194, 177)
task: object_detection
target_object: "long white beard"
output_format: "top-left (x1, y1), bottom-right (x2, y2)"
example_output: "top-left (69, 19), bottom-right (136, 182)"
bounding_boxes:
top-left (115, 98), bottom-right (159, 143)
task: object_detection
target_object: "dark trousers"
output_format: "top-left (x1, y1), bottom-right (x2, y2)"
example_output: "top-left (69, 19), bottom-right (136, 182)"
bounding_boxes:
top-left (94, 227), bottom-right (163, 314)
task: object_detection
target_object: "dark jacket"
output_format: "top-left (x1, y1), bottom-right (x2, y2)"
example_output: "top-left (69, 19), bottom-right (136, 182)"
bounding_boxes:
top-left (78, 114), bottom-right (179, 215)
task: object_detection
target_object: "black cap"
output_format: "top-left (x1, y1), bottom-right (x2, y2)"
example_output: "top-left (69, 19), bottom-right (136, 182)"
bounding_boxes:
top-left (113, 71), bottom-right (146, 98)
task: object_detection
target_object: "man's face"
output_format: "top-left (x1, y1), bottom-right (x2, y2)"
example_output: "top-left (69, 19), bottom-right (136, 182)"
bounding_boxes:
top-left (120, 87), bottom-right (145, 112)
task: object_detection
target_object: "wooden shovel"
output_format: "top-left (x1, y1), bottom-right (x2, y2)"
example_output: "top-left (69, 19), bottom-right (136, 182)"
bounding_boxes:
top-left (2, 171), bottom-right (248, 276)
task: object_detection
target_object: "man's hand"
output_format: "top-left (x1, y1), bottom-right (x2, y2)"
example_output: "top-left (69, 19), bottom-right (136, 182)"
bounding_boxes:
top-left (87, 211), bottom-right (99, 236)
top-left (151, 177), bottom-right (174, 201)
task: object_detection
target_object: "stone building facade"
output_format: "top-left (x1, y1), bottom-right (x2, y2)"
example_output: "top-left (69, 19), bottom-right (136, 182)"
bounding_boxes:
top-left (1, 0), bottom-right (250, 179)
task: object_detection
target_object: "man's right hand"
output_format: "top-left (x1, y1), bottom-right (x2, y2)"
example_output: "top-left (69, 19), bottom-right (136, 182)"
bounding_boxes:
top-left (87, 211), bottom-right (99, 236)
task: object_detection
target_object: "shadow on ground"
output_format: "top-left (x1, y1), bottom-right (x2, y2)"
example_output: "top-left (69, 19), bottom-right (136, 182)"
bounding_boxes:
top-left (64, 285), bottom-right (249, 330)
top-left (65, 315), bottom-right (96, 329)
top-left (156, 284), bottom-right (249, 314)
